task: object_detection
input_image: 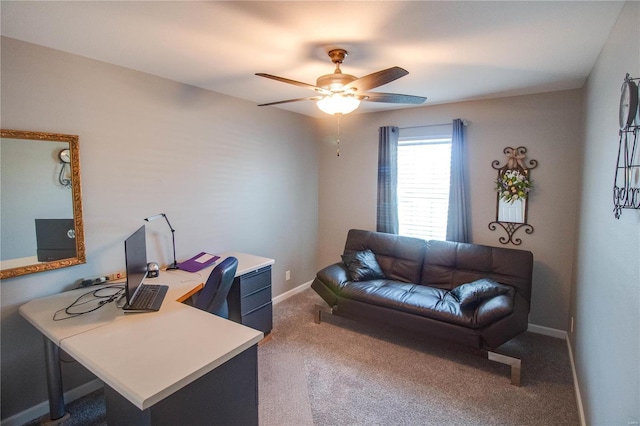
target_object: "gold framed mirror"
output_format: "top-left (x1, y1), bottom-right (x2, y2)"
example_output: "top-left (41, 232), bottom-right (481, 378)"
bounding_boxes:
top-left (0, 129), bottom-right (86, 279)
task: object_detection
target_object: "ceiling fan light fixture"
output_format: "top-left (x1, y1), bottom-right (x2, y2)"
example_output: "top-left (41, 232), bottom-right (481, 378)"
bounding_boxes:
top-left (316, 93), bottom-right (361, 115)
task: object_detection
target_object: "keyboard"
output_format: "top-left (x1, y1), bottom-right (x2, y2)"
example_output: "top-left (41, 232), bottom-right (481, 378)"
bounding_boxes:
top-left (124, 284), bottom-right (168, 312)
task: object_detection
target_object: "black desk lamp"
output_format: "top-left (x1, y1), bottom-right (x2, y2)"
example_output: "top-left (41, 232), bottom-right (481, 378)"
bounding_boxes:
top-left (144, 213), bottom-right (179, 270)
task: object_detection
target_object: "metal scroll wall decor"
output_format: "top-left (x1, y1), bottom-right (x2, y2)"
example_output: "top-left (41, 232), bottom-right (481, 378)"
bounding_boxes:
top-left (489, 147), bottom-right (538, 245)
top-left (613, 74), bottom-right (640, 219)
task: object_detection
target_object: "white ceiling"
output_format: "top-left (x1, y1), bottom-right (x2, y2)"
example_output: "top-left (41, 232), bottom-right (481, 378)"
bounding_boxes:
top-left (0, 1), bottom-right (624, 118)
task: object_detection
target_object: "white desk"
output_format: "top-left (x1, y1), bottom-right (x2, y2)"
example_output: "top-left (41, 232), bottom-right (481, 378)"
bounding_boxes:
top-left (19, 252), bottom-right (274, 425)
top-left (0, 255), bottom-right (39, 270)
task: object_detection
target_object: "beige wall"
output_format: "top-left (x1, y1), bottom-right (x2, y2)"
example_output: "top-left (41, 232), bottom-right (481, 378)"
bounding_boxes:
top-left (572, 2), bottom-right (639, 424)
top-left (0, 37), bottom-right (318, 420)
top-left (3, 3), bottom-right (638, 421)
top-left (316, 89), bottom-right (583, 331)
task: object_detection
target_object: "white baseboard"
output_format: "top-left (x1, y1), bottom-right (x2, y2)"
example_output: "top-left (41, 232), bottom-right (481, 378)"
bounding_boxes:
top-left (566, 335), bottom-right (586, 426)
top-left (527, 323), bottom-right (567, 339)
top-left (2, 378), bottom-right (103, 426)
top-left (527, 325), bottom-right (585, 425)
top-left (273, 280), bottom-right (313, 305)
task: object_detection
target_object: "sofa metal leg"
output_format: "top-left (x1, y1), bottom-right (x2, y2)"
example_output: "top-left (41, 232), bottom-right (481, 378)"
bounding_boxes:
top-left (314, 304), bottom-right (324, 324)
top-left (487, 351), bottom-right (521, 386)
top-left (314, 304), bottom-right (336, 324)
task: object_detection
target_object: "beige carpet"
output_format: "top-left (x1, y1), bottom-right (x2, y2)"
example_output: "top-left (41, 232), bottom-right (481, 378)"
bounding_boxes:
top-left (258, 347), bottom-right (313, 426)
top-left (262, 288), bottom-right (580, 426)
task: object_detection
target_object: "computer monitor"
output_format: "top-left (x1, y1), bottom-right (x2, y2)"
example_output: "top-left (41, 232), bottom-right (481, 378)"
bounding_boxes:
top-left (35, 218), bottom-right (76, 261)
top-left (124, 225), bottom-right (147, 305)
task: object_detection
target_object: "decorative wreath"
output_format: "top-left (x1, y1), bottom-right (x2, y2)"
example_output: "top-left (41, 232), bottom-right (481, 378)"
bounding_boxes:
top-left (496, 169), bottom-right (533, 203)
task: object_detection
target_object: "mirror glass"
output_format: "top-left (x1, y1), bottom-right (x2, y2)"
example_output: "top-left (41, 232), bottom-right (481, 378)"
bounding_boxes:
top-left (0, 130), bottom-right (85, 279)
top-left (498, 199), bottom-right (527, 224)
top-left (496, 169), bottom-right (530, 224)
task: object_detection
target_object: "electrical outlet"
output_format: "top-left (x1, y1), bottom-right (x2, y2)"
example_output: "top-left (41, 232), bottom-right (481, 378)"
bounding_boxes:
top-left (285, 270), bottom-right (291, 281)
top-left (77, 275), bottom-right (110, 288)
top-left (108, 271), bottom-right (126, 282)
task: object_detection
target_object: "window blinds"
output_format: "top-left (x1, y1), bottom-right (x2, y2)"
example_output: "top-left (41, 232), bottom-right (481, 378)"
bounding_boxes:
top-left (397, 135), bottom-right (452, 241)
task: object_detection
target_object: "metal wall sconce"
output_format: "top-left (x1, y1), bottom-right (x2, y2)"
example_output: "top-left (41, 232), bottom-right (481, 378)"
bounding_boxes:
top-left (58, 148), bottom-right (72, 188)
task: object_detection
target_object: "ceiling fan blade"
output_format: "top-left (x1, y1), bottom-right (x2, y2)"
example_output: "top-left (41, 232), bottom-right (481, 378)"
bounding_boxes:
top-left (255, 73), bottom-right (330, 94)
top-left (344, 67), bottom-right (409, 92)
top-left (361, 92), bottom-right (427, 104)
top-left (258, 96), bottom-right (322, 107)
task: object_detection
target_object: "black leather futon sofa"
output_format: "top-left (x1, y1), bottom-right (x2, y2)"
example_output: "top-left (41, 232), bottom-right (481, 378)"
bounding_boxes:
top-left (311, 229), bottom-right (534, 385)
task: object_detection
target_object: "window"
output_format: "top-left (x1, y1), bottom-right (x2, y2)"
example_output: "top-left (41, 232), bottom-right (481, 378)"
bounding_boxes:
top-left (397, 130), bottom-right (452, 241)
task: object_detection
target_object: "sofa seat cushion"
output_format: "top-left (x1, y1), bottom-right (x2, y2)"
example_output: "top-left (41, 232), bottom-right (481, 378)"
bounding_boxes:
top-left (340, 280), bottom-right (514, 329)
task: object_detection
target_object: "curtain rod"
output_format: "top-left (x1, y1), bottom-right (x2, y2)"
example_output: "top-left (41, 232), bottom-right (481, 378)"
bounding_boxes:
top-left (399, 120), bottom-right (469, 130)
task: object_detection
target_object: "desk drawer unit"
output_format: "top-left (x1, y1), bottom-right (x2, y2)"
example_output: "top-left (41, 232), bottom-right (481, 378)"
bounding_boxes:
top-left (228, 266), bottom-right (272, 334)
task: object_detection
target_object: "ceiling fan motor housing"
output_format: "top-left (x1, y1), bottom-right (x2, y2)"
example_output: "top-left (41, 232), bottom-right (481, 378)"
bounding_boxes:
top-left (316, 48), bottom-right (358, 92)
top-left (316, 72), bottom-right (357, 92)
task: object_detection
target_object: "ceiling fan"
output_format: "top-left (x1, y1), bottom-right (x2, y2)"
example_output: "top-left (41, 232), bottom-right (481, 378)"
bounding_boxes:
top-left (256, 48), bottom-right (427, 115)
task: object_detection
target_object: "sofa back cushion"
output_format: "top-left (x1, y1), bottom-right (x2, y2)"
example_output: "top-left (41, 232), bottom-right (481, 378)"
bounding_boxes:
top-left (344, 229), bottom-right (426, 284)
top-left (421, 239), bottom-right (533, 303)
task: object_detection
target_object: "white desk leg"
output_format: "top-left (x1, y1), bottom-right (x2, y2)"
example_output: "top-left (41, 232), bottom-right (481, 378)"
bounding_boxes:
top-left (43, 337), bottom-right (70, 424)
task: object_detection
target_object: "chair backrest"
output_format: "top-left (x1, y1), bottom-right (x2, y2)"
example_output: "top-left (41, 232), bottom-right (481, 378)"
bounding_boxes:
top-left (194, 256), bottom-right (238, 318)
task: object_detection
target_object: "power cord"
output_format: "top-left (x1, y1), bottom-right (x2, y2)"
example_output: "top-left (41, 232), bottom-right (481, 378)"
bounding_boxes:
top-left (53, 285), bottom-right (125, 321)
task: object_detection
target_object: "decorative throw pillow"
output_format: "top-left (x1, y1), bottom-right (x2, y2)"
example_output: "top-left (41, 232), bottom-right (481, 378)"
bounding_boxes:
top-left (450, 278), bottom-right (510, 308)
top-left (341, 250), bottom-right (386, 282)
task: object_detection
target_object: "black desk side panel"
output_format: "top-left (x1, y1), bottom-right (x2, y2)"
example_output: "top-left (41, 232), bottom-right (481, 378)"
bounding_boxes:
top-left (105, 345), bottom-right (258, 426)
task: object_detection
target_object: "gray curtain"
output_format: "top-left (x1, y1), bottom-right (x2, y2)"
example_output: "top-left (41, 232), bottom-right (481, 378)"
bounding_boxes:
top-left (377, 126), bottom-right (399, 234)
top-left (446, 119), bottom-right (469, 242)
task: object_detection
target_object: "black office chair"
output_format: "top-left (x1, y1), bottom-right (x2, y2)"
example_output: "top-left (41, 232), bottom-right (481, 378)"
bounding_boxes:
top-left (194, 256), bottom-right (238, 318)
